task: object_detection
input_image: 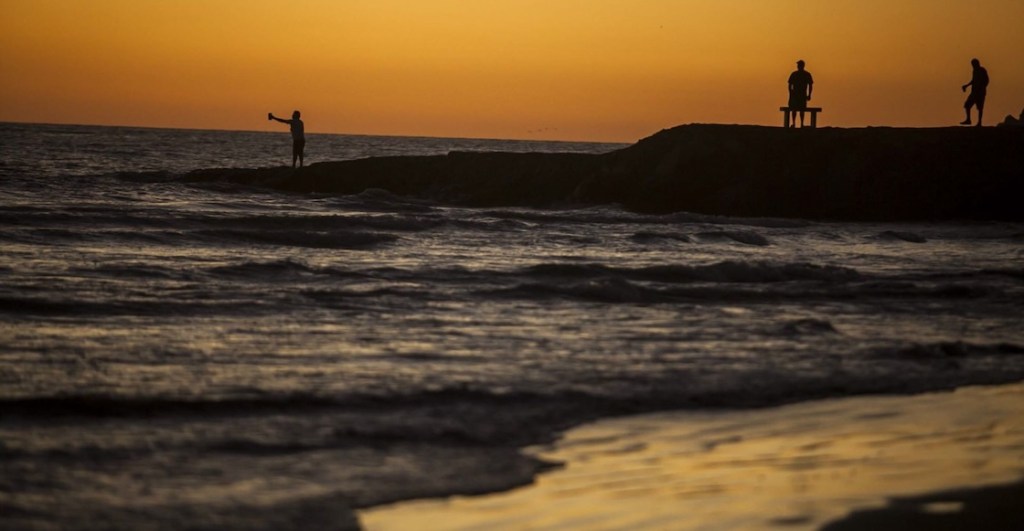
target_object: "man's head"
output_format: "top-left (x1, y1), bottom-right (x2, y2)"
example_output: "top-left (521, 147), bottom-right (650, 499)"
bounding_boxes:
top-left (971, 58), bottom-right (981, 68)
top-left (796, 60), bottom-right (806, 70)
top-left (292, 110), bottom-right (301, 120)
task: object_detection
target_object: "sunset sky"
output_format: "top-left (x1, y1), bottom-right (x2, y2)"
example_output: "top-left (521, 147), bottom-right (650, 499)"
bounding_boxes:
top-left (2, 0), bottom-right (1022, 142)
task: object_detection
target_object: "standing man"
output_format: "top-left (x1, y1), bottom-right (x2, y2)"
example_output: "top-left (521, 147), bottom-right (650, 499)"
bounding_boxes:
top-left (269, 110), bottom-right (305, 167)
top-left (787, 60), bottom-right (814, 128)
top-left (961, 59), bottom-right (989, 126)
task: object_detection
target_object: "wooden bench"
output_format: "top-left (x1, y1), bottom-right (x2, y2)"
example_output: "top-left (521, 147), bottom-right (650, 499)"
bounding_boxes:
top-left (780, 107), bottom-right (822, 128)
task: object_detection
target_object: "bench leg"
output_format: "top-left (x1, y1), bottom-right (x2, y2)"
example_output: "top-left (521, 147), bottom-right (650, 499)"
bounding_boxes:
top-left (783, 111), bottom-right (790, 128)
top-left (811, 111), bottom-right (818, 128)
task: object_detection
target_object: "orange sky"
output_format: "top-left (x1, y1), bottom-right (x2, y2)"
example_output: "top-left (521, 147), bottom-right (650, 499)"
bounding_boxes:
top-left (1, 0), bottom-right (1022, 142)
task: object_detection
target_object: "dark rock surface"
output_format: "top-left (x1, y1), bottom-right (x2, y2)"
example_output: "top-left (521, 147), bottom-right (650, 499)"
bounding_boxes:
top-left (186, 124), bottom-right (1024, 221)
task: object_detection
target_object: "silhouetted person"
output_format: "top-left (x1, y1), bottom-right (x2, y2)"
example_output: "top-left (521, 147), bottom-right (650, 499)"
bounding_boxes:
top-left (269, 110), bottom-right (305, 167)
top-left (961, 59), bottom-right (989, 126)
top-left (788, 60), bottom-right (814, 127)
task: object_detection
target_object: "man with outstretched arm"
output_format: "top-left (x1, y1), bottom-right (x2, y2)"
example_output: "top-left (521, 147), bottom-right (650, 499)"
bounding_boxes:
top-left (269, 110), bottom-right (305, 167)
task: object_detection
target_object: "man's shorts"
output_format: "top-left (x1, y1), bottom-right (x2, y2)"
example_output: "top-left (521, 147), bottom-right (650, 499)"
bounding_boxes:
top-left (965, 91), bottom-right (987, 109)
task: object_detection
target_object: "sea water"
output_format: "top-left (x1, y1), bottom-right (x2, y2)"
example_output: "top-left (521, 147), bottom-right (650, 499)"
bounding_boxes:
top-left (2, 122), bottom-right (1023, 529)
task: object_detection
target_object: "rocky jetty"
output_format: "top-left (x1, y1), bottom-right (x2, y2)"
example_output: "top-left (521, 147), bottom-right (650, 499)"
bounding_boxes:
top-left (187, 125), bottom-right (1024, 221)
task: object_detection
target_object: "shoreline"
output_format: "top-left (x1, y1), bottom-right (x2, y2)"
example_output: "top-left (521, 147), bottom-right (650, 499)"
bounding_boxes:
top-left (360, 382), bottom-right (1024, 530)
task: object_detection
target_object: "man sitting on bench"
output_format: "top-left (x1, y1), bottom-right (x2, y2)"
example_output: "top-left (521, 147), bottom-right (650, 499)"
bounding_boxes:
top-left (787, 60), bottom-right (814, 127)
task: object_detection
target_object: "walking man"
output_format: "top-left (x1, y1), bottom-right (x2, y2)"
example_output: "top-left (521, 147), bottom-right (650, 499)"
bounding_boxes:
top-left (961, 59), bottom-right (989, 126)
top-left (787, 60), bottom-right (814, 128)
top-left (269, 110), bottom-right (305, 167)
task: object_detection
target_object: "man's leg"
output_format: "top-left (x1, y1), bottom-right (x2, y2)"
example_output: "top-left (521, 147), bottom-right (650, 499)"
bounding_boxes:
top-left (977, 103), bottom-right (984, 127)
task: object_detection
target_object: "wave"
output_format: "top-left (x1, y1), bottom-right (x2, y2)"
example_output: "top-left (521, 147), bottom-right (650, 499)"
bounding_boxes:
top-left (194, 229), bottom-right (397, 249)
top-left (448, 217), bottom-right (538, 232)
top-left (70, 263), bottom-right (192, 280)
top-left (483, 281), bottom-right (835, 304)
top-left (483, 207), bottom-right (660, 225)
top-left (108, 170), bottom-right (181, 183)
top-left (522, 261), bottom-right (862, 284)
top-left (778, 318), bottom-right (840, 336)
top-left (880, 341), bottom-right (1024, 361)
top-left (481, 278), bottom-right (1008, 305)
top-left (980, 268), bottom-right (1024, 280)
top-left (5, 226), bottom-right (398, 250)
top-left (0, 295), bottom-right (265, 317)
top-left (630, 231), bottom-right (693, 243)
top-left (2, 204), bottom-right (443, 233)
top-left (0, 388), bottom-right (597, 420)
top-left (192, 213), bottom-right (442, 233)
top-left (482, 208), bottom-right (812, 229)
top-left (694, 230), bottom-right (771, 246)
top-left (875, 230), bottom-right (928, 243)
top-left (847, 280), bottom-right (1004, 300)
top-left (457, 261), bottom-right (1011, 295)
top-left (0, 394), bottom-right (339, 417)
top-left (6, 256), bottom-right (1011, 318)
top-left (0, 227), bottom-right (200, 248)
top-left (489, 277), bottom-right (666, 303)
top-left (208, 260), bottom-right (867, 289)
top-left (300, 287), bottom-right (443, 307)
top-left (328, 187), bottom-right (440, 214)
top-left (206, 258), bottom-right (355, 280)
top-left (0, 210), bottom-right (176, 232)
top-left (6, 340), bottom-right (1023, 422)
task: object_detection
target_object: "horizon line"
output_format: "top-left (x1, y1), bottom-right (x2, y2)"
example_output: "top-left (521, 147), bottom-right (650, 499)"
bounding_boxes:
top-left (2, 119), bottom-right (1014, 145)
top-left (0, 119), bottom-right (631, 145)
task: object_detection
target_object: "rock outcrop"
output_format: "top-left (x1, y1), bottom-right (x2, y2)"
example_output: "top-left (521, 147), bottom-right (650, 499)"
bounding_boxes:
top-left (998, 108), bottom-right (1024, 128)
top-left (186, 125), bottom-right (1024, 221)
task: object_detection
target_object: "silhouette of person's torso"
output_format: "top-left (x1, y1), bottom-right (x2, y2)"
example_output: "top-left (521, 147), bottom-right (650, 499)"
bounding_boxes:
top-left (972, 67), bottom-right (989, 94)
top-left (788, 69), bottom-right (813, 110)
top-left (789, 70), bottom-right (813, 95)
top-left (290, 119), bottom-right (305, 140)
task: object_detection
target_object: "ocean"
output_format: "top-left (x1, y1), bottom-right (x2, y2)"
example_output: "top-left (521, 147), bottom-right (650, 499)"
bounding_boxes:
top-left (2, 122), bottom-right (1023, 530)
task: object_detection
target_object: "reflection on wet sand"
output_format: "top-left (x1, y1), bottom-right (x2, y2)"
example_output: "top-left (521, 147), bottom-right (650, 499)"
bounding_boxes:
top-left (361, 383), bottom-right (1024, 530)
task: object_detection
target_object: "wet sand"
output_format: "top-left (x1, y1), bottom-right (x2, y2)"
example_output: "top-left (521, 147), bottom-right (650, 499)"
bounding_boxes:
top-left (360, 383), bottom-right (1024, 530)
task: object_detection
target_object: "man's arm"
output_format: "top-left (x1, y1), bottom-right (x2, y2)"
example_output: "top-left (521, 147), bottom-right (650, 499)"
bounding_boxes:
top-left (807, 81), bottom-right (813, 100)
top-left (269, 114), bottom-right (292, 125)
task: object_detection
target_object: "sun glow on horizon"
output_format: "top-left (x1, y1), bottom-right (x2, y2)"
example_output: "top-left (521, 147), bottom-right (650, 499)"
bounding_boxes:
top-left (1, 0), bottom-right (1022, 142)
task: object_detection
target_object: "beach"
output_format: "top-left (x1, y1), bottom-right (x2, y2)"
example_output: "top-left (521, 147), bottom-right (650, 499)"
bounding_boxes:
top-left (361, 383), bottom-right (1024, 530)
